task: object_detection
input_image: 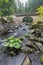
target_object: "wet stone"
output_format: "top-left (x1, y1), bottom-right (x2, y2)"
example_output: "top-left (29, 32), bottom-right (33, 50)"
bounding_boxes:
top-left (21, 46), bottom-right (33, 54)
top-left (25, 41), bottom-right (33, 46)
top-left (35, 42), bottom-right (43, 50)
top-left (0, 53), bottom-right (26, 65)
top-left (28, 53), bottom-right (42, 65)
top-left (41, 32), bottom-right (43, 37)
top-left (30, 29), bottom-right (35, 34)
top-left (8, 30), bottom-right (14, 33)
top-left (0, 53), bottom-right (7, 61)
top-left (23, 56), bottom-right (31, 65)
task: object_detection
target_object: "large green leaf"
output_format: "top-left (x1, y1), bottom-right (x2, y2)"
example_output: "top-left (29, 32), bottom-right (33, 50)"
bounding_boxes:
top-left (9, 43), bottom-right (14, 48)
top-left (4, 42), bottom-right (9, 47)
top-left (9, 40), bottom-right (14, 43)
top-left (14, 38), bottom-right (21, 43)
top-left (14, 42), bottom-right (21, 49)
top-left (8, 36), bottom-right (14, 40)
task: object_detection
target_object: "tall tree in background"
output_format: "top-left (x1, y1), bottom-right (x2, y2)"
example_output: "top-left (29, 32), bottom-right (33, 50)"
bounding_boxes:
top-left (18, 3), bottom-right (25, 13)
top-left (16, 0), bottom-right (25, 14)
top-left (28, 0), bottom-right (43, 13)
top-left (0, 0), bottom-right (43, 15)
top-left (13, 0), bottom-right (17, 14)
top-left (25, 1), bottom-right (28, 13)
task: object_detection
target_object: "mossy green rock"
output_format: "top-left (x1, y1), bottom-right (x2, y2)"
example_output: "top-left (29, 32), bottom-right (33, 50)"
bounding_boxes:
top-left (40, 48), bottom-right (43, 53)
top-left (40, 55), bottom-right (43, 63)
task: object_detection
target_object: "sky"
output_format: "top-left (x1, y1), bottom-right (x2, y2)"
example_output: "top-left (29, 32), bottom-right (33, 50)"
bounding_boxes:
top-left (20, 0), bottom-right (28, 4)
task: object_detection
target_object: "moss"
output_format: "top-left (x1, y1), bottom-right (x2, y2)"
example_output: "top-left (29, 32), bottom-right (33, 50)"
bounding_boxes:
top-left (22, 17), bottom-right (33, 23)
top-left (40, 55), bottom-right (43, 63)
top-left (25, 34), bottom-right (31, 38)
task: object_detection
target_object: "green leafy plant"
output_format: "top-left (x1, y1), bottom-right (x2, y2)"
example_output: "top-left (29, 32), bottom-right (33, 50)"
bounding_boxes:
top-left (4, 36), bottom-right (21, 49)
top-left (3, 36), bottom-right (21, 55)
top-left (37, 6), bottom-right (43, 15)
top-left (7, 16), bottom-right (14, 22)
top-left (22, 17), bottom-right (33, 23)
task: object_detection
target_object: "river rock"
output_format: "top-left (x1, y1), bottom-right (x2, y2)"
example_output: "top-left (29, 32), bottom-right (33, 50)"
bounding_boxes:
top-left (34, 42), bottom-right (43, 52)
top-left (41, 32), bottom-right (43, 37)
top-left (23, 56), bottom-right (31, 65)
top-left (21, 46), bottom-right (33, 54)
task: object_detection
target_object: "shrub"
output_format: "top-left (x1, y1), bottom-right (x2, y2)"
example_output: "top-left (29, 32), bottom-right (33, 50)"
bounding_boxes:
top-left (37, 6), bottom-right (43, 15)
top-left (7, 16), bottom-right (14, 22)
top-left (22, 17), bottom-right (33, 23)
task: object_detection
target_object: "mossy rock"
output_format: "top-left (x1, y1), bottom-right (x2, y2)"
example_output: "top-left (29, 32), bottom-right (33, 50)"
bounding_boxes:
top-left (21, 47), bottom-right (33, 54)
top-left (40, 55), bottom-right (43, 63)
top-left (32, 24), bottom-right (39, 29)
top-left (40, 48), bottom-right (43, 53)
top-left (25, 34), bottom-right (31, 38)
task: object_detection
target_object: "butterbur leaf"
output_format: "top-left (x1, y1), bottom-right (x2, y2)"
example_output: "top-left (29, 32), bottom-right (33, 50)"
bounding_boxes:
top-left (15, 38), bottom-right (21, 43)
top-left (9, 43), bottom-right (14, 48)
top-left (18, 40), bottom-right (21, 43)
top-left (3, 36), bottom-right (21, 49)
top-left (9, 40), bottom-right (14, 43)
top-left (14, 42), bottom-right (21, 49)
top-left (17, 39), bottom-right (21, 43)
top-left (4, 39), bottom-right (7, 42)
top-left (4, 42), bottom-right (9, 47)
top-left (8, 36), bottom-right (14, 40)
top-left (14, 38), bottom-right (19, 41)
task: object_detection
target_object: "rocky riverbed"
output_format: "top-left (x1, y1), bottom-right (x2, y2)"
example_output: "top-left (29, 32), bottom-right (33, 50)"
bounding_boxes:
top-left (0, 22), bottom-right (43, 65)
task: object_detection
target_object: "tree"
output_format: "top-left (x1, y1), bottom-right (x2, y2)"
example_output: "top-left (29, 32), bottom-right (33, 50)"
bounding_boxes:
top-left (13, 0), bottom-right (17, 14)
top-left (28, 0), bottom-right (43, 13)
top-left (25, 1), bottom-right (28, 13)
top-left (18, 3), bottom-right (25, 13)
top-left (16, 0), bottom-right (25, 14)
top-left (0, 0), bottom-right (14, 16)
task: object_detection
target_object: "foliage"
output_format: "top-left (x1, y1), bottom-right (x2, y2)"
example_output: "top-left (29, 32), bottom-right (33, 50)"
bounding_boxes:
top-left (24, 1), bottom-right (28, 13)
top-left (37, 6), bottom-right (43, 15)
top-left (27, 0), bottom-right (43, 13)
top-left (3, 36), bottom-right (21, 49)
top-left (0, 0), bottom-right (14, 16)
top-left (0, 0), bottom-right (43, 14)
top-left (16, 0), bottom-right (25, 14)
top-left (25, 33), bottom-right (31, 38)
top-left (7, 16), bottom-right (14, 22)
top-left (22, 17), bottom-right (33, 23)
top-left (40, 55), bottom-right (43, 63)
